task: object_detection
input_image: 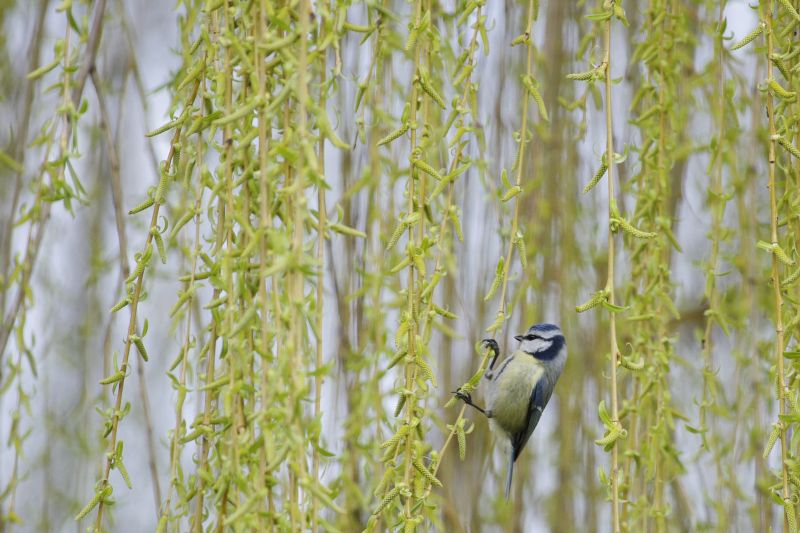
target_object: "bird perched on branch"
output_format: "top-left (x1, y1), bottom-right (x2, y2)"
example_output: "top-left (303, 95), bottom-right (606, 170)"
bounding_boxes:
top-left (455, 323), bottom-right (567, 499)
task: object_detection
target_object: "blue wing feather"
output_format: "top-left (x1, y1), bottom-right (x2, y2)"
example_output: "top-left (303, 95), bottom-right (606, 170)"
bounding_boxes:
top-left (511, 375), bottom-right (552, 461)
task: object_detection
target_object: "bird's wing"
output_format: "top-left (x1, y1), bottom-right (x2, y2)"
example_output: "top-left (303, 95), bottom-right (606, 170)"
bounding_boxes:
top-left (511, 371), bottom-right (552, 462)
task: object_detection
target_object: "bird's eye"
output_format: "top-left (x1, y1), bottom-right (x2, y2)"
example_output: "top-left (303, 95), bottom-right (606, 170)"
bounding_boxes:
top-left (525, 334), bottom-right (538, 341)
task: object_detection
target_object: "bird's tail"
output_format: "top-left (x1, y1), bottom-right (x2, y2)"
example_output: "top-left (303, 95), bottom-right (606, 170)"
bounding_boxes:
top-left (505, 451), bottom-right (515, 500)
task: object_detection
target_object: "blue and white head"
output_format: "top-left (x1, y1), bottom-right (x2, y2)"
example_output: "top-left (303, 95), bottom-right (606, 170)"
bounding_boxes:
top-left (514, 323), bottom-right (566, 362)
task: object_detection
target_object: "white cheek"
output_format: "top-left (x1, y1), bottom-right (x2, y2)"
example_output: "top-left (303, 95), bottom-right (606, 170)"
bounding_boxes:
top-left (522, 339), bottom-right (552, 353)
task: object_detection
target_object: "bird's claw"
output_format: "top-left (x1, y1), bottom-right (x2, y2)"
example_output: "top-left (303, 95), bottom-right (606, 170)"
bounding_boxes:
top-left (453, 389), bottom-right (472, 403)
top-left (481, 338), bottom-right (500, 370)
top-left (481, 338), bottom-right (499, 356)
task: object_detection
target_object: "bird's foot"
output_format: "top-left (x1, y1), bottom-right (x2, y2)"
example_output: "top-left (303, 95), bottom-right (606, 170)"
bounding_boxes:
top-left (481, 338), bottom-right (500, 369)
top-left (453, 388), bottom-right (472, 404)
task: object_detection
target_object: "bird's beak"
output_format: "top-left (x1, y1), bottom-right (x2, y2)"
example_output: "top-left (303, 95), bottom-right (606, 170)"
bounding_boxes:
top-left (514, 335), bottom-right (523, 342)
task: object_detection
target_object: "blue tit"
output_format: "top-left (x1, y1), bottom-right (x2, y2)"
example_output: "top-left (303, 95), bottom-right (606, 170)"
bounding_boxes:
top-left (455, 323), bottom-right (567, 500)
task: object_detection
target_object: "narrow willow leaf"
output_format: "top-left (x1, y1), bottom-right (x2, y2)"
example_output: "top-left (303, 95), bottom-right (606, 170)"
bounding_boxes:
top-left (27, 57), bottom-right (61, 80)
top-left (212, 95), bottom-right (263, 125)
top-left (500, 168), bottom-right (511, 189)
top-left (602, 300), bottom-right (629, 313)
top-left (0, 150), bottom-right (24, 173)
top-left (145, 115), bottom-right (187, 137)
top-left (329, 222), bottom-right (367, 238)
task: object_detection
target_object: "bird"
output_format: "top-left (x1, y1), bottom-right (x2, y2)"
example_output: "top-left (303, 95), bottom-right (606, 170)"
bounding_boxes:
top-left (455, 323), bottom-right (567, 500)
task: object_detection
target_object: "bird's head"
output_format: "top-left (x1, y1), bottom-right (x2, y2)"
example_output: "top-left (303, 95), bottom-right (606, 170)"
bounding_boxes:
top-left (514, 323), bottom-right (566, 361)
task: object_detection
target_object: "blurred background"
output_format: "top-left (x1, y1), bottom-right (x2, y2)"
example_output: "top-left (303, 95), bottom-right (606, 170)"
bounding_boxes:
top-left (0, 0), bottom-right (793, 531)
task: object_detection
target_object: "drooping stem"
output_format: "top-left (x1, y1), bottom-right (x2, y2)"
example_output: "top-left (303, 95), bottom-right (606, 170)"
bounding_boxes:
top-left (603, 8), bottom-right (622, 532)
top-left (764, 2), bottom-right (790, 529)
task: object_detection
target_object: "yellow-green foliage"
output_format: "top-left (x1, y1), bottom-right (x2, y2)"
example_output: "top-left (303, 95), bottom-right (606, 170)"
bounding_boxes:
top-left (4, 0), bottom-right (800, 532)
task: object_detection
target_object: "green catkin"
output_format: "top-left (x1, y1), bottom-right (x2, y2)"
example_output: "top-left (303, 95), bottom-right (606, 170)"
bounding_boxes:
top-left (781, 268), bottom-right (800, 287)
top-left (169, 208), bottom-right (196, 240)
top-left (145, 115), bottom-right (187, 138)
top-left (484, 258), bottom-right (504, 301)
top-left (501, 185), bottom-right (522, 202)
top-left (75, 485), bottom-right (112, 521)
top-left (788, 500), bottom-right (798, 533)
top-left (131, 335), bottom-right (149, 361)
top-left (775, 245), bottom-right (795, 266)
top-left (394, 392), bottom-right (407, 417)
top-left (412, 158), bottom-right (443, 181)
top-left (386, 220), bottom-right (407, 251)
top-left (151, 227), bottom-right (167, 264)
top-left (114, 444), bottom-right (132, 489)
top-left (765, 423), bottom-right (781, 458)
top-left (128, 196), bottom-right (154, 215)
top-left (771, 53), bottom-right (792, 80)
top-left (412, 458), bottom-right (442, 487)
top-left (486, 311), bottom-right (504, 333)
top-left (777, 0), bottom-right (800, 23)
top-left (110, 296), bottom-right (130, 313)
top-left (373, 485), bottom-right (402, 515)
top-left (377, 123), bottom-right (410, 146)
top-left (449, 209), bottom-right (464, 241)
top-left (774, 134), bottom-right (800, 159)
top-left (390, 255), bottom-right (411, 275)
top-left (515, 232), bottom-right (528, 269)
top-left (386, 348), bottom-right (408, 370)
top-left (583, 161), bottom-right (608, 193)
top-left (417, 74), bottom-right (446, 109)
top-left (522, 75), bottom-right (549, 121)
top-left (566, 67), bottom-right (600, 81)
top-left (612, 215), bottom-right (657, 239)
top-left (456, 420), bottom-right (466, 460)
top-left (414, 355), bottom-right (435, 385)
top-left (99, 370), bottom-right (126, 385)
top-left (730, 22), bottom-right (765, 51)
top-left (767, 77), bottom-right (796, 100)
top-left (576, 290), bottom-right (609, 312)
